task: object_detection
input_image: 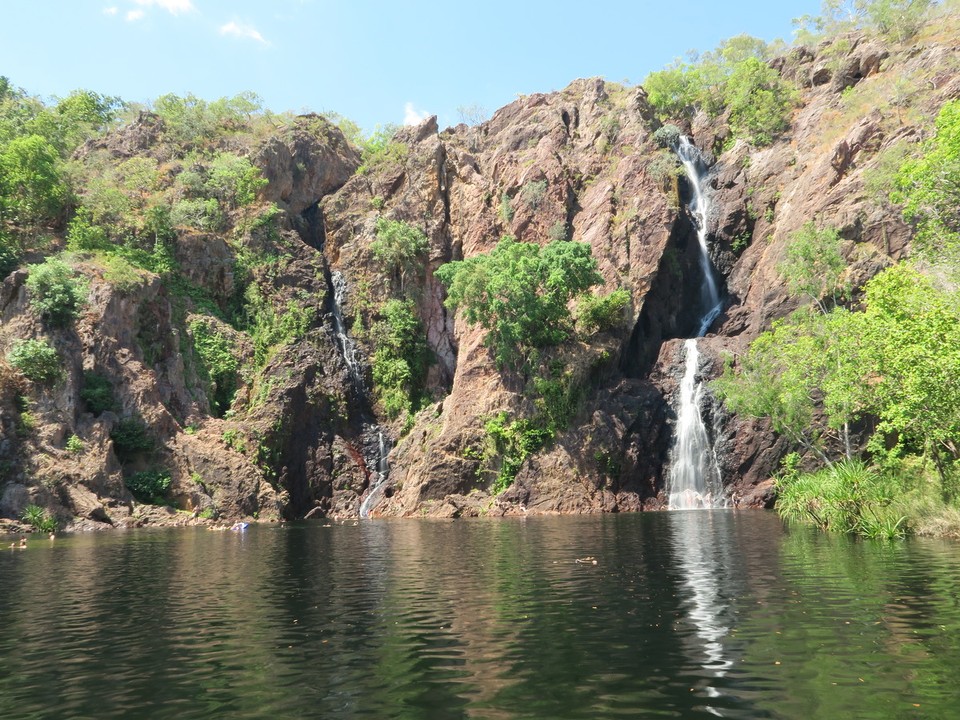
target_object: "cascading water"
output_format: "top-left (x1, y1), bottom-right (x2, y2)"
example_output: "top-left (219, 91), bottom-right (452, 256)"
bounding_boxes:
top-left (330, 271), bottom-right (364, 391)
top-left (359, 432), bottom-right (390, 519)
top-left (667, 137), bottom-right (726, 511)
top-left (328, 271), bottom-right (390, 519)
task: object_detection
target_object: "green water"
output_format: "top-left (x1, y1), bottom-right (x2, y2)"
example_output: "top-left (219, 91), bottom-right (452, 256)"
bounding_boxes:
top-left (1, 511), bottom-right (959, 719)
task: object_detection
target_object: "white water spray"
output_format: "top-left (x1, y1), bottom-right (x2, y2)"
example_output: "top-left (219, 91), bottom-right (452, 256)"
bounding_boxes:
top-left (359, 432), bottom-right (390, 519)
top-left (330, 271), bottom-right (364, 390)
top-left (676, 136), bottom-right (722, 336)
top-left (667, 137), bottom-right (726, 510)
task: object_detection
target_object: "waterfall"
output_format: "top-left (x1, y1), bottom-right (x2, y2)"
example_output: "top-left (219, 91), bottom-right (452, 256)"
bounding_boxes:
top-left (667, 341), bottom-right (724, 510)
top-left (330, 271), bottom-right (364, 391)
top-left (676, 136), bottom-right (722, 336)
top-left (359, 432), bottom-right (390, 519)
top-left (666, 137), bottom-right (726, 511)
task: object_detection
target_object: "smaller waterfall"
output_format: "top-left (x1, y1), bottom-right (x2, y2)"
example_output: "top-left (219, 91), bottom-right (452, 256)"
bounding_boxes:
top-left (668, 340), bottom-right (725, 510)
top-left (676, 136), bottom-right (723, 336)
top-left (330, 271), bottom-right (364, 390)
top-left (359, 432), bottom-right (390, 519)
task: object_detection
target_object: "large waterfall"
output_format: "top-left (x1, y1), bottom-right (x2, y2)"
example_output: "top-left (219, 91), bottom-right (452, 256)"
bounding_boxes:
top-left (667, 137), bottom-right (726, 511)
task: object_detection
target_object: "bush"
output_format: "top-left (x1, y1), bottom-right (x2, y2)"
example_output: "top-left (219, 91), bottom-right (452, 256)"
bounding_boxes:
top-left (25, 257), bottom-right (87, 326)
top-left (576, 289), bottom-right (631, 335)
top-left (371, 218), bottom-right (429, 294)
top-left (66, 434), bottom-right (84, 454)
top-left (170, 198), bottom-right (224, 232)
top-left (189, 318), bottom-right (239, 416)
top-left (80, 371), bottom-right (115, 414)
top-left (653, 124), bottom-right (682, 148)
top-left (436, 236), bottom-right (602, 367)
top-left (125, 469), bottom-right (171, 504)
top-left (110, 418), bottom-right (154, 461)
top-left (370, 299), bottom-right (431, 420)
top-left (0, 228), bottom-right (19, 278)
top-left (21, 504), bottom-right (57, 533)
top-left (6, 339), bottom-right (61, 384)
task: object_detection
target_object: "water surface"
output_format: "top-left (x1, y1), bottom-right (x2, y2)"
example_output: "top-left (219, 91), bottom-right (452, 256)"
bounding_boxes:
top-left (2, 512), bottom-right (958, 718)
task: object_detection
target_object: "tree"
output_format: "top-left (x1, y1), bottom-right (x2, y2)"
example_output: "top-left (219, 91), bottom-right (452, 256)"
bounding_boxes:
top-left (25, 257), bottom-right (88, 326)
top-left (894, 98), bottom-right (960, 269)
top-left (0, 134), bottom-right (67, 226)
top-left (436, 236), bottom-right (602, 367)
top-left (371, 218), bottom-right (429, 294)
top-left (778, 222), bottom-right (847, 312)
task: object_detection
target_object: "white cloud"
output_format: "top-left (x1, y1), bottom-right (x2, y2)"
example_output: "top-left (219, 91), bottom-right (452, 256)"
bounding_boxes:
top-left (219, 20), bottom-right (269, 45)
top-left (126, 9), bottom-right (145, 21)
top-left (133, 0), bottom-right (196, 15)
top-left (103, 6), bottom-right (119, 15)
top-left (404, 102), bottom-right (430, 126)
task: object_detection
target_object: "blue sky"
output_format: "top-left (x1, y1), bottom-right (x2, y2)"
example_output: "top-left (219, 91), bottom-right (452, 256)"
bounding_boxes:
top-left (1, 0), bottom-right (824, 132)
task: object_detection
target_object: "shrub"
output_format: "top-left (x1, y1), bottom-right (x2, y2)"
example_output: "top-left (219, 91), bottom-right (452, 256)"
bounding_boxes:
top-left (436, 236), bottom-right (602, 367)
top-left (370, 299), bottom-right (431, 420)
top-left (653, 124), bottom-right (682, 148)
top-left (25, 257), bottom-right (87, 326)
top-left (189, 318), bottom-right (239, 416)
top-left (6, 339), bottom-right (61, 384)
top-left (0, 228), bottom-right (19, 278)
top-left (521, 180), bottom-right (548, 210)
top-left (66, 434), bottom-right (84, 454)
top-left (21, 504), bottom-right (57, 533)
top-left (371, 218), bottom-right (429, 294)
top-left (110, 418), bottom-right (154, 461)
top-left (576, 289), bottom-right (631, 335)
top-left (66, 208), bottom-right (110, 251)
top-left (125, 469), bottom-right (171, 504)
top-left (79, 371), bottom-right (115, 414)
top-left (170, 198), bottom-right (224, 232)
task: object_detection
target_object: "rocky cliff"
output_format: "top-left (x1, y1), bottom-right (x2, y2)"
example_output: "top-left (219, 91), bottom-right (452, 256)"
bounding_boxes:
top-left (2, 20), bottom-right (957, 530)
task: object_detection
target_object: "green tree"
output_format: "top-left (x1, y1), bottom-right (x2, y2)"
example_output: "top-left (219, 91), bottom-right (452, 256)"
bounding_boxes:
top-left (371, 218), bottom-right (429, 294)
top-left (894, 98), bottom-right (960, 268)
top-left (25, 257), bottom-right (88, 326)
top-left (370, 299), bottom-right (431, 419)
top-left (6, 339), bottom-right (62, 384)
top-left (436, 236), bottom-right (602, 367)
top-left (0, 134), bottom-right (67, 225)
top-left (778, 222), bottom-right (847, 312)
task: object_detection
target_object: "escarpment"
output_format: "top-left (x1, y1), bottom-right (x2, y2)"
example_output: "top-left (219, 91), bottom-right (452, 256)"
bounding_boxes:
top-left (2, 19), bottom-right (958, 530)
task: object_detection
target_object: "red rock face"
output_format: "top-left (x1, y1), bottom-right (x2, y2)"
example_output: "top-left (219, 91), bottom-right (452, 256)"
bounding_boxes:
top-left (4, 29), bottom-right (958, 527)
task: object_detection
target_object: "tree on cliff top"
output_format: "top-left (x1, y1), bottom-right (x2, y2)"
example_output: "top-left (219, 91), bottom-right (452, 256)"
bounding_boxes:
top-left (436, 236), bottom-right (602, 368)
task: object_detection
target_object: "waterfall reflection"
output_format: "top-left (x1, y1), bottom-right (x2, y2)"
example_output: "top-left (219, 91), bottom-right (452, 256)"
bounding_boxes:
top-left (669, 511), bottom-right (739, 717)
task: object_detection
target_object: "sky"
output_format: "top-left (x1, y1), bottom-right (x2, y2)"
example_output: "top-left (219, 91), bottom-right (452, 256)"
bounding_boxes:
top-left (0, 0), bottom-right (825, 133)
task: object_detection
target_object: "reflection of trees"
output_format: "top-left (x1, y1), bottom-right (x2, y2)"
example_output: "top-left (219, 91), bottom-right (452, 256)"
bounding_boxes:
top-left (738, 529), bottom-right (960, 717)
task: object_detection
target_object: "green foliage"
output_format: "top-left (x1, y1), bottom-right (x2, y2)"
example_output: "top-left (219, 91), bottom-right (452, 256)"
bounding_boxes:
top-left (243, 285), bottom-right (314, 367)
top-left (0, 134), bottom-right (67, 225)
top-left (66, 208), bottom-right (110, 251)
top-left (189, 318), bottom-right (239, 416)
top-left (66, 434), bottom-right (84, 454)
top-left (153, 92), bottom-right (262, 145)
top-left (371, 218), bottom-right (429, 294)
top-left (21, 504), bottom-right (57, 533)
top-left (894, 99), bottom-right (960, 267)
top-left (718, 262), bottom-right (960, 501)
top-left (653, 123), bottom-right (682, 148)
top-left (575, 288), bottom-right (630, 335)
top-left (776, 459), bottom-right (907, 538)
top-left (725, 57), bottom-right (795, 146)
top-left (357, 124), bottom-right (408, 174)
top-left (80, 372), bottom-right (114, 414)
top-left (0, 228), bottom-right (19, 277)
top-left (547, 221), bottom-right (569, 242)
top-left (794, 0), bottom-right (933, 43)
top-left (643, 35), bottom-right (793, 146)
top-left (371, 299), bottom-right (431, 420)
top-left (25, 257), bottom-right (87, 326)
top-left (520, 180), bottom-right (548, 210)
top-left (170, 197), bottom-right (225, 232)
top-left (436, 236), bottom-right (602, 367)
top-left (205, 153), bottom-right (266, 207)
top-left (6, 339), bottom-right (61, 384)
top-left (484, 412), bottom-right (554, 493)
top-left (778, 222), bottom-right (847, 310)
top-left (110, 418), bottom-right (154, 462)
top-left (498, 191), bottom-right (514, 224)
top-left (125, 469), bottom-right (171, 504)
